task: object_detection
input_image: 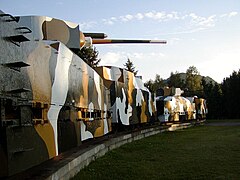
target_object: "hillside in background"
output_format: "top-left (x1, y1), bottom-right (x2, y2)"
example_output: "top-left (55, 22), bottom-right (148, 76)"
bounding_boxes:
top-left (171, 73), bottom-right (218, 84)
top-left (161, 72), bottom-right (218, 86)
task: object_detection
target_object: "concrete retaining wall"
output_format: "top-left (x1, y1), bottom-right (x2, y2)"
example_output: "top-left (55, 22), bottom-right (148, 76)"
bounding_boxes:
top-left (46, 123), bottom-right (193, 180)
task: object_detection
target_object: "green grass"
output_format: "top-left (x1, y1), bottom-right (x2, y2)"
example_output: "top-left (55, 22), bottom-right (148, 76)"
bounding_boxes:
top-left (72, 121), bottom-right (240, 179)
top-left (207, 119), bottom-right (240, 123)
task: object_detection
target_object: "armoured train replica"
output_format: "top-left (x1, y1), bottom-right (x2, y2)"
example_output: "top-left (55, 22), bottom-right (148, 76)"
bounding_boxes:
top-left (156, 87), bottom-right (207, 122)
top-left (0, 10), bottom-right (206, 177)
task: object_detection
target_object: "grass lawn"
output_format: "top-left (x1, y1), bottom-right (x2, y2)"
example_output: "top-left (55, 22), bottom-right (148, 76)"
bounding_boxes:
top-left (72, 121), bottom-right (240, 179)
top-left (207, 119), bottom-right (240, 123)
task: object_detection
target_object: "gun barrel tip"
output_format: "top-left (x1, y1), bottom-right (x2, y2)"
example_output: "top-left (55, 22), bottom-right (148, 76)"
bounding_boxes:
top-left (150, 40), bottom-right (167, 44)
top-left (103, 33), bottom-right (108, 38)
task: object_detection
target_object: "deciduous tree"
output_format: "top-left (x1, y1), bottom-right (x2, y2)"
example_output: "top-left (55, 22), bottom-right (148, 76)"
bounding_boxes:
top-left (185, 66), bottom-right (203, 96)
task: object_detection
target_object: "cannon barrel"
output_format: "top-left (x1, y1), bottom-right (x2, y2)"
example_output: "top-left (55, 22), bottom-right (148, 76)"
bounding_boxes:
top-left (83, 32), bottom-right (108, 39)
top-left (80, 31), bottom-right (167, 48)
top-left (92, 39), bottom-right (167, 44)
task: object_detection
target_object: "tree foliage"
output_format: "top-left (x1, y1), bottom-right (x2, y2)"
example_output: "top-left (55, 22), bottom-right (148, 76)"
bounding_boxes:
top-left (203, 69), bottom-right (240, 119)
top-left (144, 74), bottom-right (166, 93)
top-left (145, 65), bottom-right (240, 119)
top-left (202, 80), bottom-right (223, 119)
top-left (123, 58), bottom-right (138, 76)
top-left (144, 79), bottom-right (154, 93)
top-left (185, 66), bottom-right (203, 96)
top-left (152, 74), bottom-right (166, 92)
top-left (75, 46), bottom-right (101, 68)
top-left (221, 70), bottom-right (240, 119)
top-left (168, 71), bottom-right (185, 89)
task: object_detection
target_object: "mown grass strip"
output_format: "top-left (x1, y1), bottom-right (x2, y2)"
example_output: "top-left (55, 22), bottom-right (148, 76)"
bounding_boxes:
top-left (72, 122), bottom-right (240, 179)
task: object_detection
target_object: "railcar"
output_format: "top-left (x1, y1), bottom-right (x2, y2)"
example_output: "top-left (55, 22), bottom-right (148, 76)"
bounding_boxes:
top-left (0, 11), bottom-right (161, 177)
top-left (156, 87), bottom-right (208, 123)
top-left (95, 66), bottom-right (156, 127)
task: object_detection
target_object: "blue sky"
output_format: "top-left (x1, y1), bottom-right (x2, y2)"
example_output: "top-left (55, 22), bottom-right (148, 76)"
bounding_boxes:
top-left (1, 0), bottom-right (240, 83)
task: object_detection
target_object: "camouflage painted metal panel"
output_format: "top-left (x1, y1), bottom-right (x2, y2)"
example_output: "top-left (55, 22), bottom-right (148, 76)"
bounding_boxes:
top-left (163, 96), bottom-right (194, 122)
top-left (18, 16), bottom-right (80, 49)
top-left (0, 11), bottom-right (52, 176)
top-left (0, 10), bottom-right (160, 177)
top-left (195, 98), bottom-right (208, 119)
top-left (26, 41), bottom-right (112, 154)
top-left (0, 11), bottom-right (112, 177)
top-left (95, 66), bottom-right (156, 125)
top-left (156, 88), bottom-right (207, 122)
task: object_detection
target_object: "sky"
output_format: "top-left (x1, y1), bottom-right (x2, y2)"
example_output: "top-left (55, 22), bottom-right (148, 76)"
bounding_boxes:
top-left (1, 0), bottom-right (240, 83)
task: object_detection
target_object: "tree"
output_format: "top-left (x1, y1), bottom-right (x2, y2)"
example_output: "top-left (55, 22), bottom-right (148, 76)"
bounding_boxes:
top-left (185, 66), bottom-right (203, 96)
top-left (202, 80), bottom-right (223, 119)
top-left (221, 69), bottom-right (240, 119)
top-left (123, 58), bottom-right (138, 76)
top-left (75, 46), bottom-right (101, 68)
top-left (144, 79), bottom-right (154, 93)
top-left (144, 74), bottom-right (166, 93)
top-left (168, 71), bottom-right (185, 89)
top-left (153, 74), bottom-right (166, 91)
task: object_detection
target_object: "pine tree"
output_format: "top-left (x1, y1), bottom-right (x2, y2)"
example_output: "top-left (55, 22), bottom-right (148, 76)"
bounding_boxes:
top-left (123, 58), bottom-right (138, 76)
top-left (221, 69), bottom-right (240, 118)
top-left (75, 46), bottom-right (101, 68)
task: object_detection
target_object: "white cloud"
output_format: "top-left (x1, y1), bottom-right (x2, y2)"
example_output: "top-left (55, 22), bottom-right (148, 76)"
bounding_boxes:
top-left (100, 52), bottom-right (124, 65)
top-left (154, 12), bottom-right (165, 20)
top-left (198, 15), bottom-right (216, 27)
top-left (79, 10), bottom-right (238, 33)
top-left (119, 14), bottom-right (134, 22)
top-left (220, 11), bottom-right (238, 18)
top-left (125, 52), bottom-right (165, 60)
top-left (189, 13), bottom-right (216, 28)
top-left (228, 11), bottom-right (238, 17)
top-left (189, 13), bottom-right (198, 20)
top-left (143, 11), bottom-right (180, 21)
top-left (79, 21), bottom-right (97, 30)
top-left (102, 16), bottom-right (118, 25)
top-left (126, 14), bottom-right (134, 20)
top-left (166, 13), bottom-right (174, 19)
top-left (110, 17), bottom-right (117, 21)
top-left (145, 12), bottom-right (154, 18)
top-left (104, 11), bottom-right (219, 27)
top-left (171, 11), bottom-right (180, 20)
top-left (99, 51), bottom-right (165, 67)
top-left (102, 18), bottom-right (114, 25)
top-left (135, 13), bottom-right (144, 20)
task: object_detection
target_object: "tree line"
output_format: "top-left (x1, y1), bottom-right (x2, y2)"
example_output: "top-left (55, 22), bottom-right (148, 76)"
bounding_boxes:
top-left (145, 66), bottom-right (240, 120)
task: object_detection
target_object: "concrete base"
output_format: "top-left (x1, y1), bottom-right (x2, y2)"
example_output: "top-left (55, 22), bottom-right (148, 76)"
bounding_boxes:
top-left (47, 122), bottom-right (198, 180)
top-left (7, 121), bottom-right (203, 180)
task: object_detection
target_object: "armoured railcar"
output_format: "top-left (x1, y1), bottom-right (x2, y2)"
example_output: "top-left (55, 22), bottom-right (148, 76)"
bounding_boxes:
top-left (0, 11), bottom-right (161, 177)
top-left (156, 87), bottom-right (208, 122)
